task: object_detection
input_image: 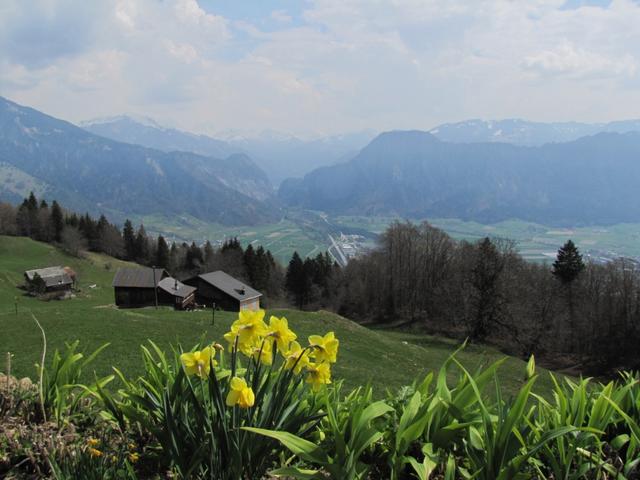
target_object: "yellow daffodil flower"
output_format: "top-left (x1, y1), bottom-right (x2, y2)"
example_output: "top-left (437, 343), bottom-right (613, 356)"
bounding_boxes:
top-left (224, 326), bottom-right (254, 356)
top-left (88, 447), bottom-right (103, 458)
top-left (87, 438), bottom-right (100, 447)
top-left (180, 346), bottom-right (215, 379)
top-left (308, 332), bottom-right (339, 363)
top-left (252, 338), bottom-right (273, 365)
top-left (225, 310), bottom-right (268, 353)
top-left (284, 341), bottom-right (311, 374)
top-left (226, 377), bottom-right (255, 408)
top-left (128, 452), bottom-right (140, 463)
top-left (305, 362), bottom-right (332, 391)
top-left (266, 316), bottom-right (297, 352)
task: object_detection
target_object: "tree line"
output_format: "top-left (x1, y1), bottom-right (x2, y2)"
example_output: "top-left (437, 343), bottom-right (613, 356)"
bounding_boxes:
top-left (0, 193), bottom-right (285, 303)
top-left (312, 221), bottom-right (640, 373)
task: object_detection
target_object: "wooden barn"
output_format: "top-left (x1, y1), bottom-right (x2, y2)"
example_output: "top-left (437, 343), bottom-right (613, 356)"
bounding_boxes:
top-left (112, 267), bottom-right (169, 307)
top-left (24, 266), bottom-right (75, 294)
top-left (157, 277), bottom-right (196, 310)
top-left (185, 270), bottom-right (262, 311)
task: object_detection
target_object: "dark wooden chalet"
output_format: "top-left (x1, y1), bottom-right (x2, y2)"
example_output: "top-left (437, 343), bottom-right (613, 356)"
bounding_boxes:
top-left (24, 266), bottom-right (75, 293)
top-left (112, 267), bottom-right (169, 307)
top-left (185, 270), bottom-right (262, 311)
top-left (157, 277), bottom-right (196, 310)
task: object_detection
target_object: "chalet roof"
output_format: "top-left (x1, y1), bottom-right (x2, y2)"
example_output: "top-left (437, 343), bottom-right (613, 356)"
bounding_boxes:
top-left (24, 266), bottom-right (73, 288)
top-left (112, 267), bottom-right (168, 288)
top-left (158, 277), bottom-right (196, 299)
top-left (197, 270), bottom-right (262, 302)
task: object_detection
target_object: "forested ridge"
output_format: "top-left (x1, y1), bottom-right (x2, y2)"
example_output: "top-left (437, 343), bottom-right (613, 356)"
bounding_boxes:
top-left (315, 222), bottom-right (640, 373)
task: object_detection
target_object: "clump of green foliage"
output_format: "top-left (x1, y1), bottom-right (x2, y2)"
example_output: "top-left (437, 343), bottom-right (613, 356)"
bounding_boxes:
top-left (2, 313), bottom-right (640, 479)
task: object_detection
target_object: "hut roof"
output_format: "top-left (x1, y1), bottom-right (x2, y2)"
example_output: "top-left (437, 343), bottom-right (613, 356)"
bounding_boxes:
top-left (157, 277), bottom-right (196, 299)
top-left (197, 271), bottom-right (262, 301)
top-left (112, 267), bottom-right (168, 288)
top-left (24, 266), bottom-right (73, 288)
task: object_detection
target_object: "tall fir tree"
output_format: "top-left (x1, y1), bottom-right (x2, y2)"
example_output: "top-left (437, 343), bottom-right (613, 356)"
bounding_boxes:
top-left (552, 240), bottom-right (585, 284)
top-left (122, 219), bottom-right (136, 260)
top-left (50, 200), bottom-right (64, 242)
top-left (185, 242), bottom-right (204, 272)
top-left (203, 240), bottom-right (215, 266)
top-left (156, 235), bottom-right (170, 269)
top-left (286, 251), bottom-right (308, 309)
top-left (253, 246), bottom-right (271, 291)
top-left (134, 224), bottom-right (149, 263)
top-left (244, 244), bottom-right (257, 284)
top-left (26, 192), bottom-right (38, 211)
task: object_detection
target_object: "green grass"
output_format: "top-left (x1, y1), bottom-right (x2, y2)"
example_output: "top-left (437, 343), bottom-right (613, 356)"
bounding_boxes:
top-left (0, 235), bottom-right (557, 396)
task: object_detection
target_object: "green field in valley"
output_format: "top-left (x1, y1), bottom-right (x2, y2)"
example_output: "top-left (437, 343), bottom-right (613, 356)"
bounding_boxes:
top-left (333, 215), bottom-right (640, 262)
top-left (133, 213), bottom-right (325, 264)
top-left (0, 235), bottom-right (558, 396)
top-left (126, 210), bottom-right (640, 266)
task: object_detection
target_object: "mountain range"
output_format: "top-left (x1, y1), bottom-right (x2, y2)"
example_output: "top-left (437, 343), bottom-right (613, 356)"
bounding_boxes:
top-left (279, 130), bottom-right (640, 226)
top-left (429, 118), bottom-right (640, 146)
top-left (4, 96), bottom-right (640, 228)
top-left (82, 117), bottom-right (376, 186)
top-left (0, 96), bottom-right (277, 226)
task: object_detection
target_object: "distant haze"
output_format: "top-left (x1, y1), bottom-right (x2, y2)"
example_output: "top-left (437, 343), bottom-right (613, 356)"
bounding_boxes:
top-left (2, 1), bottom-right (640, 137)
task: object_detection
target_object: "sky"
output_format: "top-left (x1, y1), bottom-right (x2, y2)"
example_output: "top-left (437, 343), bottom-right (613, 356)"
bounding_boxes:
top-left (1, 0), bottom-right (640, 138)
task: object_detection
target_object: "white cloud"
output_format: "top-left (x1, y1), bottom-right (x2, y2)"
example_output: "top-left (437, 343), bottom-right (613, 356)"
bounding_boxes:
top-left (524, 43), bottom-right (637, 78)
top-left (1, 0), bottom-right (640, 136)
top-left (270, 10), bottom-right (292, 23)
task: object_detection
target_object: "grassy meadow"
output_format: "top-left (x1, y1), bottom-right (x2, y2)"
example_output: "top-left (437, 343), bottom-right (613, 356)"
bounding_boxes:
top-left (0, 234), bottom-right (557, 396)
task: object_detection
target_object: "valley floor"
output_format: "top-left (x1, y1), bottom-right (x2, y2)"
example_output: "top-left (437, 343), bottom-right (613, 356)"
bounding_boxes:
top-left (134, 211), bottom-right (640, 265)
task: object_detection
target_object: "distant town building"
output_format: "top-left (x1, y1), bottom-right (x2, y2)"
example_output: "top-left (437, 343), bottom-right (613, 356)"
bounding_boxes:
top-left (185, 270), bottom-right (261, 311)
top-left (112, 267), bottom-right (169, 307)
top-left (24, 266), bottom-right (75, 294)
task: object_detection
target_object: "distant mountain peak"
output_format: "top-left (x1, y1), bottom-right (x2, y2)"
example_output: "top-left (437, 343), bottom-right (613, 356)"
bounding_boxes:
top-left (428, 118), bottom-right (640, 146)
top-left (79, 114), bottom-right (165, 130)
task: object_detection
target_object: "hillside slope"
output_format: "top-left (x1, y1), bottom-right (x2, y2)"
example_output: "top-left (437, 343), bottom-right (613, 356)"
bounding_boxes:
top-left (0, 97), bottom-right (277, 225)
top-left (279, 130), bottom-right (640, 225)
top-left (0, 235), bottom-right (556, 394)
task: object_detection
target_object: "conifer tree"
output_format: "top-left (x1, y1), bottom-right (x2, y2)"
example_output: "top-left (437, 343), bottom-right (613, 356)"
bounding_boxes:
top-left (26, 192), bottom-right (38, 211)
top-left (253, 246), bottom-right (271, 291)
top-left (156, 235), bottom-right (170, 269)
top-left (169, 242), bottom-right (179, 272)
top-left (552, 239), bottom-right (585, 352)
top-left (552, 240), bottom-right (584, 284)
top-left (244, 244), bottom-right (256, 283)
top-left (50, 200), bottom-right (64, 242)
top-left (122, 220), bottom-right (136, 260)
top-left (203, 240), bottom-right (215, 266)
top-left (134, 224), bottom-right (149, 263)
top-left (185, 242), bottom-right (204, 272)
top-left (286, 251), bottom-right (308, 309)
